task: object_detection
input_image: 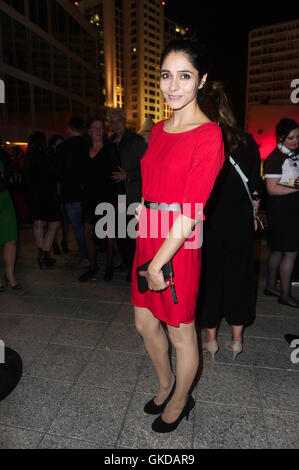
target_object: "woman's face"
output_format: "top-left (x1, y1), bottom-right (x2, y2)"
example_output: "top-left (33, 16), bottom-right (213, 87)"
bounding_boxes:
top-left (283, 127), bottom-right (299, 151)
top-left (160, 51), bottom-right (206, 111)
top-left (89, 120), bottom-right (104, 143)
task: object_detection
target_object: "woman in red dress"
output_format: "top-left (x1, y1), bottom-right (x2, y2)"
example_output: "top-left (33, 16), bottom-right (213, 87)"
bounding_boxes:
top-left (131, 39), bottom-right (225, 432)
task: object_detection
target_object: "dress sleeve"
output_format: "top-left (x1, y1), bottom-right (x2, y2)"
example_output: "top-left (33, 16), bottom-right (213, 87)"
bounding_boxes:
top-left (263, 152), bottom-right (283, 178)
top-left (182, 124), bottom-right (225, 220)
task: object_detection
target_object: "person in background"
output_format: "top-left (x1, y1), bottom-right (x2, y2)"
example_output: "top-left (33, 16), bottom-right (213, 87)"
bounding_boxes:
top-left (57, 117), bottom-right (89, 268)
top-left (79, 116), bottom-right (118, 282)
top-left (0, 143), bottom-right (20, 291)
top-left (263, 118), bottom-right (299, 308)
top-left (48, 134), bottom-right (69, 255)
top-left (108, 108), bottom-right (147, 281)
top-left (198, 82), bottom-right (262, 361)
top-left (22, 132), bottom-right (60, 269)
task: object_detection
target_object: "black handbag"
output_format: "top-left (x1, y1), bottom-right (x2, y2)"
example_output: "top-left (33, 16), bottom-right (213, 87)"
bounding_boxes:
top-left (136, 259), bottom-right (178, 304)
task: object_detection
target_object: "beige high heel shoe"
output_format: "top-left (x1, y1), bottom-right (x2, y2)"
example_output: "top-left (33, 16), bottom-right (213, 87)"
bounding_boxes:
top-left (225, 340), bottom-right (243, 361)
top-left (202, 340), bottom-right (219, 361)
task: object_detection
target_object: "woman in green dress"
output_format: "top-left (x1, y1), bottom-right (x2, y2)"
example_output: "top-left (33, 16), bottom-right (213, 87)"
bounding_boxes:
top-left (0, 147), bottom-right (20, 291)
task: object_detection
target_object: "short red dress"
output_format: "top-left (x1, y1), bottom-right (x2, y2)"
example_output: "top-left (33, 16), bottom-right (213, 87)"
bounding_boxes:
top-left (131, 120), bottom-right (224, 327)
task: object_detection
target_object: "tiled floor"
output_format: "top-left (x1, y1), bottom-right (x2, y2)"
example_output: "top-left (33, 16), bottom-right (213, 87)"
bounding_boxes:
top-left (0, 227), bottom-right (298, 449)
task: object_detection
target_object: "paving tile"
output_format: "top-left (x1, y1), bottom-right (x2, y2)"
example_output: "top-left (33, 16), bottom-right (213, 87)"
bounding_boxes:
top-left (97, 323), bottom-right (146, 355)
top-left (244, 315), bottom-right (285, 339)
top-left (34, 298), bottom-right (84, 317)
top-left (283, 316), bottom-right (299, 336)
top-left (39, 434), bottom-right (112, 449)
top-left (48, 385), bottom-right (131, 446)
top-left (5, 316), bottom-right (66, 343)
top-left (27, 343), bottom-right (93, 382)
top-left (0, 375), bottom-right (72, 432)
top-left (210, 335), bottom-right (294, 369)
top-left (118, 392), bottom-right (194, 449)
top-left (90, 285), bottom-right (131, 303)
top-left (256, 369), bottom-right (299, 413)
top-left (74, 300), bottom-right (120, 323)
top-left (112, 304), bottom-right (135, 325)
top-left (263, 410), bottom-right (299, 449)
top-left (77, 349), bottom-right (142, 392)
top-left (0, 424), bottom-right (43, 449)
top-left (193, 403), bottom-right (268, 449)
top-left (2, 337), bottom-right (48, 370)
top-left (21, 281), bottom-right (62, 297)
top-left (53, 280), bottom-right (94, 299)
top-left (256, 297), bottom-right (299, 317)
top-left (195, 362), bottom-right (261, 408)
top-left (0, 314), bottom-right (27, 337)
top-left (0, 296), bottom-right (44, 315)
top-left (50, 318), bottom-right (107, 348)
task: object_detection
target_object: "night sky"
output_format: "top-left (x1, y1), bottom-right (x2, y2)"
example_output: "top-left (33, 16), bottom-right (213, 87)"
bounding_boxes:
top-left (164, 1), bottom-right (299, 126)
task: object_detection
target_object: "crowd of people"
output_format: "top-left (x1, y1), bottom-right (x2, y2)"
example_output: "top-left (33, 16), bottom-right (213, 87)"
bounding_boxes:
top-left (0, 108), bottom-right (147, 286)
top-left (0, 37), bottom-right (298, 432)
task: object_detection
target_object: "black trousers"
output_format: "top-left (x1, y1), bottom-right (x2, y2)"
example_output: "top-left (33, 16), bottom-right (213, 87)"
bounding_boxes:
top-left (116, 213), bottom-right (136, 270)
top-left (198, 230), bottom-right (255, 329)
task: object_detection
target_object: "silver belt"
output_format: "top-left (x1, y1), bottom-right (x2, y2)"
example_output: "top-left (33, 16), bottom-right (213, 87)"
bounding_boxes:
top-left (144, 200), bottom-right (182, 212)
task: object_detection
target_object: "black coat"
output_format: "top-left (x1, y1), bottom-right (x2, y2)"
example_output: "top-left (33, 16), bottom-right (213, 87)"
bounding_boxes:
top-left (110, 130), bottom-right (147, 206)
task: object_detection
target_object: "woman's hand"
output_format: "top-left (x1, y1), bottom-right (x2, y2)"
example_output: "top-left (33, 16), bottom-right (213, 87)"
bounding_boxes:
top-left (139, 264), bottom-right (169, 292)
top-left (112, 166), bottom-right (127, 182)
top-left (134, 203), bottom-right (143, 221)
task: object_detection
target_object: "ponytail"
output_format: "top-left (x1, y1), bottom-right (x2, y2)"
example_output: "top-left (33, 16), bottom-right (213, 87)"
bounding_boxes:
top-left (199, 81), bottom-right (245, 155)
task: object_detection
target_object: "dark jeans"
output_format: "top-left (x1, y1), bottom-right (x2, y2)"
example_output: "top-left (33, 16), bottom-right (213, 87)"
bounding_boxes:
top-left (116, 213), bottom-right (136, 271)
top-left (65, 202), bottom-right (87, 261)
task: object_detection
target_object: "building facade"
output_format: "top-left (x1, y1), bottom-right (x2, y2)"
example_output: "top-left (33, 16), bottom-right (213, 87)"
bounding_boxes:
top-left (78, 0), bottom-right (187, 131)
top-left (246, 19), bottom-right (299, 158)
top-left (0, 0), bottom-right (102, 143)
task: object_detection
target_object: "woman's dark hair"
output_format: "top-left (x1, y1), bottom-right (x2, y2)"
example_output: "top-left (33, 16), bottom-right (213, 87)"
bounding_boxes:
top-left (275, 118), bottom-right (299, 144)
top-left (48, 134), bottom-right (64, 152)
top-left (86, 115), bottom-right (106, 146)
top-left (160, 38), bottom-right (244, 154)
top-left (27, 131), bottom-right (47, 154)
top-left (86, 115), bottom-right (105, 130)
top-left (23, 131), bottom-right (47, 170)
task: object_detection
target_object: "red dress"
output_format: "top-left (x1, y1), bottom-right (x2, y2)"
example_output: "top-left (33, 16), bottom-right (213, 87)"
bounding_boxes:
top-left (131, 120), bottom-right (224, 327)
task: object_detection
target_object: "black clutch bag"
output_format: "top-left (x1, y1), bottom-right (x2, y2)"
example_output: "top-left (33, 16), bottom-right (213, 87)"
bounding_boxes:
top-left (136, 259), bottom-right (178, 304)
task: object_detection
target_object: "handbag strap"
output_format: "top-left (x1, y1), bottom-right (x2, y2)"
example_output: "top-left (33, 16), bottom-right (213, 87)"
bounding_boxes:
top-left (229, 156), bottom-right (259, 220)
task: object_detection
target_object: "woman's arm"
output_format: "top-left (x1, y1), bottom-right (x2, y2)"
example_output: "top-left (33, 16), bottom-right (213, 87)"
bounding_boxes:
top-left (266, 177), bottom-right (299, 196)
top-left (139, 214), bottom-right (197, 291)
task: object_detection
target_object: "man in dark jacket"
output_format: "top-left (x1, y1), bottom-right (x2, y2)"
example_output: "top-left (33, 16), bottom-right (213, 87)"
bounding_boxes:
top-left (57, 117), bottom-right (89, 267)
top-left (108, 108), bottom-right (147, 280)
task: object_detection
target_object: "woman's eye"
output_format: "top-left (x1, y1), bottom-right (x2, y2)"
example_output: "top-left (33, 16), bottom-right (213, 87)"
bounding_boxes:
top-left (181, 74), bottom-right (190, 79)
top-left (161, 73), bottom-right (169, 79)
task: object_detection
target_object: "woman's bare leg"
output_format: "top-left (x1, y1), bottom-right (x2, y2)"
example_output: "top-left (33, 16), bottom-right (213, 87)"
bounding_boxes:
top-left (4, 240), bottom-right (17, 284)
top-left (163, 321), bottom-right (199, 423)
top-left (33, 220), bottom-right (44, 250)
top-left (43, 222), bottom-right (59, 252)
top-left (134, 306), bottom-right (175, 404)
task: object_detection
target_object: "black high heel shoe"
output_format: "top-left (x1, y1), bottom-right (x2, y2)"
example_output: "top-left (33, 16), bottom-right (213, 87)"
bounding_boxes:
top-left (278, 297), bottom-right (299, 308)
top-left (144, 378), bottom-right (176, 415)
top-left (264, 288), bottom-right (280, 297)
top-left (151, 395), bottom-right (195, 433)
top-left (4, 274), bottom-right (21, 291)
